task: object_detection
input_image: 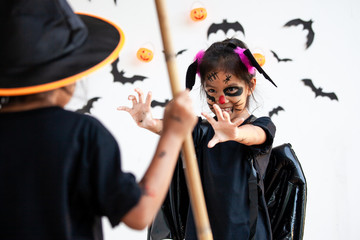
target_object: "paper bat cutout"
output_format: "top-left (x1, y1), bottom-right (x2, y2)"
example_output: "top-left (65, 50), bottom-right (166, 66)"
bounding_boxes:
top-left (75, 97), bottom-right (101, 114)
top-left (301, 79), bottom-right (338, 101)
top-left (270, 50), bottom-right (292, 62)
top-left (284, 18), bottom-right (315, 49)
top-left (111, 58), bottom-right (147, 84)
top-left (162, 49), bottom-right (188, 58)
top-left (207, 19), bottom-right (245, 39)
top-left (269, 106), bottom-right (285, 118)
top-left (176, 49), bottom-right (187, 57)
top-left (151, 99), bottom-right (170, 108)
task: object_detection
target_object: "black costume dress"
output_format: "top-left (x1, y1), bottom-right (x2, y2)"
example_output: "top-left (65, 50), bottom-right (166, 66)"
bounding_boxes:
top-left (0, 107), bottom-right (141, 240)
top-left (185, 115), bottom-right (276, 240)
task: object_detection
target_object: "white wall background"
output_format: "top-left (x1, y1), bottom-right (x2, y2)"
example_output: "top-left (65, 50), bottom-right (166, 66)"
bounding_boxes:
top-left (67, 0), bottom-right (360, 239)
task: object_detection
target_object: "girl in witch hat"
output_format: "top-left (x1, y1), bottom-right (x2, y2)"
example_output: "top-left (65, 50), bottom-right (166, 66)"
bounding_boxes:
top-left (0, 0), bottom-right (196, 239)
top-left (118, 38), bottom-right (276, 240)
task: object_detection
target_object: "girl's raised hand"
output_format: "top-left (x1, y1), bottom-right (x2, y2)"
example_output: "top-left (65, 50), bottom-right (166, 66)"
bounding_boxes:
top-left (202, 104), bottom-right (245, 148)
top-left (117, 88), bottom-right (157, 130)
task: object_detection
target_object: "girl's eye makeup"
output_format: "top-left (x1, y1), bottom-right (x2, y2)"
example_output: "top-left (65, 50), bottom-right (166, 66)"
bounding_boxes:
top-left (224, 86), bottom-right (243, 96)
top-left (205, 91), bottom-right (215, 102)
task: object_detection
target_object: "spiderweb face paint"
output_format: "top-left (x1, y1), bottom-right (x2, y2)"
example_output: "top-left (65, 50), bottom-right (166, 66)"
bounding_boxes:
top-left (224, 74), bottom-right (231, 84)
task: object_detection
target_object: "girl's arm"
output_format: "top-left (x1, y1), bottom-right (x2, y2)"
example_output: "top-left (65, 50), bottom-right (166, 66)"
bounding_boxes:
top-left (232, 123), bottom-right (267, 146)
top-left (117, 88), bottom-right (163, 135)
top-left (121, 90), bottom-right (196, 229)
top-left (202, 104), bottom-right (266, 148)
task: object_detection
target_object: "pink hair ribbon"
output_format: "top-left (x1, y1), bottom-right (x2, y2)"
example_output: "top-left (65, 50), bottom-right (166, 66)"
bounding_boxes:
top-left (185, 50), bottom-right (204, 90)
top-left (233, 47), bottom-right (255, 75)
top-left (194, 50), bottom-right (205, 63)
top-left (194, 50), bottom-right (205, 76)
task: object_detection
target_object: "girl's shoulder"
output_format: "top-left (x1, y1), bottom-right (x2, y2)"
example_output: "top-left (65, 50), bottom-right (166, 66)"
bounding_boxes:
top-left (246, 115), bottom-right (275, 132)
top-left (245, 115), bottom-right (272, 123)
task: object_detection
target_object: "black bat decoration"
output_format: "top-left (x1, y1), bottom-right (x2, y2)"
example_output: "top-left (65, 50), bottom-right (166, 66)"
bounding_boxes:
top-left (162, 49), bottom-right (188, 57)
top-left (284, 18), bottom-right (315, 49)
top-left (207, 19), bottom-right (245, 39)
top-left (301, 79), bottom-right (338, 101)
top-left (151, 99), bottom-right (170, 108)
top-left (176, 49), bottom-right (187, 57)
top-left (75, 97), bottom-right (101, 114)
top-left (269, 106), bottom-right (285, 118)
top-left (111, 58), bottom-right (147, 84)
top-left (270, 50), bottom-right (293, 62)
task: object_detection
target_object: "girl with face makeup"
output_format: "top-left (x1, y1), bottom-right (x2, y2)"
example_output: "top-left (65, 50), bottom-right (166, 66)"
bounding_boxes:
top-left (118, 38), bottom-right (276, 240)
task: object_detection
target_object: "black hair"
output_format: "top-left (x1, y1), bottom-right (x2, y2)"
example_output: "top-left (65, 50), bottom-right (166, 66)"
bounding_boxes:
top-left (0, 93), bottom-right (48, 109)
top-left (198, 38), bottom-right (255, 91)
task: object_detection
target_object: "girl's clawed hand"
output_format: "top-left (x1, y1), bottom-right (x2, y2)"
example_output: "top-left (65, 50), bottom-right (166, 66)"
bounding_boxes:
top-left (202, 104), bottom-right (245, 148)
top-left (117, 88), bottom-right (157, 130)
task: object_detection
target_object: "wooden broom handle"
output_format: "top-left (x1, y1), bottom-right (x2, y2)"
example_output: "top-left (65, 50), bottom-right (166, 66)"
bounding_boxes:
top-left (154, 1), bottom-right (213, 240)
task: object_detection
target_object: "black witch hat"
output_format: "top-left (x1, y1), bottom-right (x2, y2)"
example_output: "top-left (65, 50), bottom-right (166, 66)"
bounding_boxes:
top-left (0, 0), bottom-right (124, 96)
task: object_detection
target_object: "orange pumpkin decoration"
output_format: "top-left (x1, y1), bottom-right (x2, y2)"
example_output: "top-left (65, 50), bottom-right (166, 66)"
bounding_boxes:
top-left (137, 47), bottom-right (154, 62)
top-left (190, 7), bottom-right (207, 21)
top-left (253, 53), bottom-right (265, 67)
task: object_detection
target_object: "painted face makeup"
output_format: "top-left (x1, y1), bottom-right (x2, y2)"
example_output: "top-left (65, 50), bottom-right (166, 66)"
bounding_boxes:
top-left (204, 71), bottom-right (250, 119)
top-left (233, 98), bottom-right (246, 112)
top-left (207, 71), bottom-right (218, 82)
top-left (206, 91), bottom-right (216, 102)
top-left (223, 86), bottom-right (243, 97)
top-left (223, 74), bottom-right (231, 84)
top-left (219, 95), bottom-right (226, 104)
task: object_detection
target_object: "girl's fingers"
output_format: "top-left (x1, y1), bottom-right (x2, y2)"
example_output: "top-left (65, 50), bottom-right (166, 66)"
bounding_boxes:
top-left (128, 95), bottom-right (138, 106)
top-left (134, 88), bottom-right (144, 103)
top-left (223, 111), bottom-right (231, 122)
top-left (213, 104), bottom-right (224, 121)
top-left (117, 106), bottom-right (131, 112)
top-left (202, 112), bottom-right (216, 125)
top-left (145, 91), bottom-right (152, 106)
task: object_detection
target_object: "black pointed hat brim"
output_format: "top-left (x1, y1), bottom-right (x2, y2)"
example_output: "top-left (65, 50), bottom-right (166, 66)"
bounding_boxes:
top-left (0, 13), bottom-right (124, 96)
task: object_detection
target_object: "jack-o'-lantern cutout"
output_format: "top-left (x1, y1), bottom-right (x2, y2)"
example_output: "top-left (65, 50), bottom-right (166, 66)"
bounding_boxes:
top-left (190, 7), bottom-right (207, 21)
top-left (137, 47), bottom-right (154, 62)
top-left (253, 53), bottom-right (265, 67)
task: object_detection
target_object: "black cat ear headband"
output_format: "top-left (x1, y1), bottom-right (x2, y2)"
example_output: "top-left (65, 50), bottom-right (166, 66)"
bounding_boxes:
top-left (185, 45), bottom-right (277, 90)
